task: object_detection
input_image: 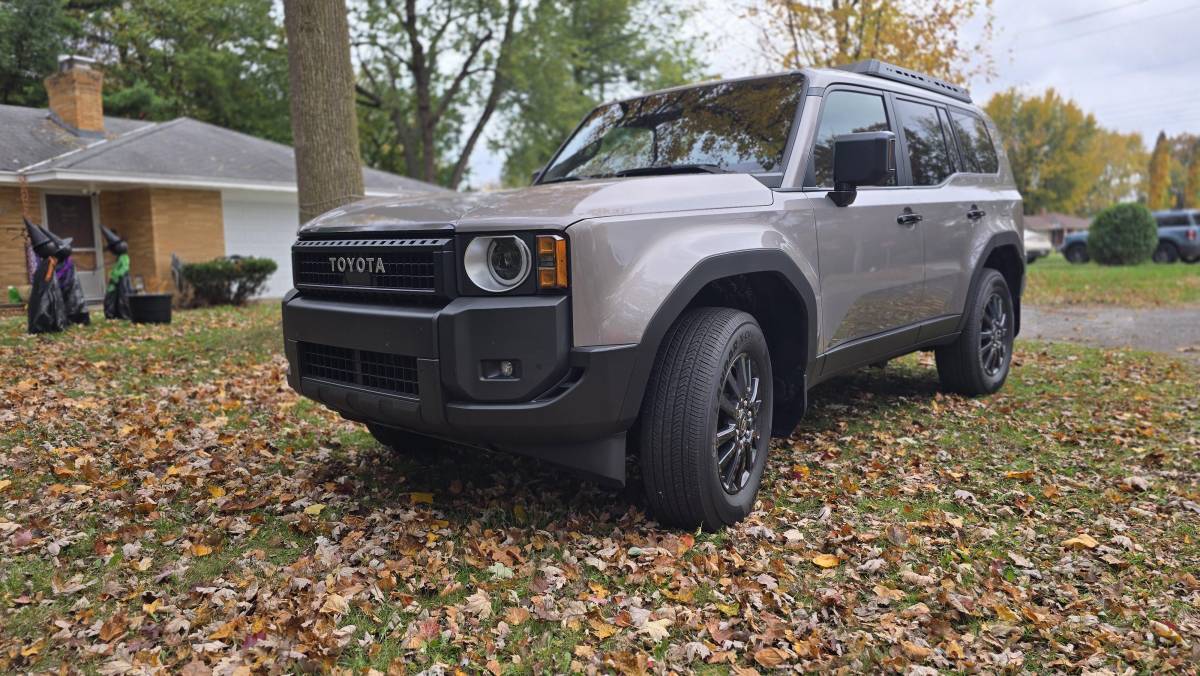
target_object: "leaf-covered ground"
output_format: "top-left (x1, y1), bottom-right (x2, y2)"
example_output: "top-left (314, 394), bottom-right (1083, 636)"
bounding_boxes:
top-left (1, 304), bottom-right (1198, 673)
top-left (1024, 255), bottom-right (1200, 307)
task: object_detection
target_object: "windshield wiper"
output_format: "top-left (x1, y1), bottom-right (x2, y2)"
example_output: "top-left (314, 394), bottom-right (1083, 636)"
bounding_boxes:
top-left (610, 163), bottom-right (731, 177)
top-left (537, 176), bottom-right (585, 185)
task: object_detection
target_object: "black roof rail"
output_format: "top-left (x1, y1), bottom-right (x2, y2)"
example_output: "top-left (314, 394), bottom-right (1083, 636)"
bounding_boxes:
top-left (835, 59), bottom-right (972, 103)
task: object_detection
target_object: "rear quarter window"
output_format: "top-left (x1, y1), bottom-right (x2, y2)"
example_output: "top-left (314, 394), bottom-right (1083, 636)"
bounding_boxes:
top-left (949, 110), bottom-right (999, 174)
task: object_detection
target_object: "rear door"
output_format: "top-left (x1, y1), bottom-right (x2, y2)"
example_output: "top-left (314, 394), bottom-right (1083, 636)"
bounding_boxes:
top-left (805, 86), bottom-right (926, 356)
top-left (889, 97), bottom-right (973, 332)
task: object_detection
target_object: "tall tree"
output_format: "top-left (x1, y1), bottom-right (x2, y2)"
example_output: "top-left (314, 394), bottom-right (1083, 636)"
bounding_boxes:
top-left (1081, 129), bottom-right (1147, 216)
top-left (496, 0), bottom-right (701, 186)
top-left (985, 88), bottom-right (1103, 216)
top-left (283, 0), bottom-right (364, 223)
top-left (1185, 141), bottom-right (1200, 209)
top-left (0, 0), bottom-right (77, 106)
top-left (1146, 131), bottom-right (1171, 211)
top-left (747, 0), bottom-right (994, 83)
top-left (353, 0), bottom-right (520, 188)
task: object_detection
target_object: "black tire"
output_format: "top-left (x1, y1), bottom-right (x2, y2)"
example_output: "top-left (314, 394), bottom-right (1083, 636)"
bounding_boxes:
top-left (639, 307), bottom-right (773, 531)
top-left (935, 269), bottom-right (1014, 396)
top-left (1152, 241), bottom-right (1179, 263)
top-left (1063, 244), bottom-right (1088, 264)
top-left (1184, 255), bottom-right (1199, 264)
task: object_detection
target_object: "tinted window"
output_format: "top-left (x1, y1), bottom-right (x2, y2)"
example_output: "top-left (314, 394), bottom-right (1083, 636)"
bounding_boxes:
top-left (895, 99), bottom-right (955, 185)
top-left (949, 111), bottom-right (999, 173)
top-left (810, 90), bottom-right (894, 188)
top-left (540, 74), bottom-right (804, 182)
top-left (1156, 213), bottom-right (1190, 226)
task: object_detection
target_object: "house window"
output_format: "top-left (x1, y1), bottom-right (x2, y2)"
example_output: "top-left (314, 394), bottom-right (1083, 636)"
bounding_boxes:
top-left (44, 194), bottom-right (97, 271)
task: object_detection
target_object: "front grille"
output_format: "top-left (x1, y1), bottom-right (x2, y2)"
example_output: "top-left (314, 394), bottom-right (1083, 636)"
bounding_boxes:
top-left (292, 237), bottom-right (450, 296)
top-left (299, 342), bottom-right (419, 397)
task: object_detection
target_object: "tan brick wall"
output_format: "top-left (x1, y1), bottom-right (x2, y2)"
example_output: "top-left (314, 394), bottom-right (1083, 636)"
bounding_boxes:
top-left (44, 67), bottom-right (105, 133)
top-left (0, 186), bottom-right (44, 289)
top-left (148, 188), bottom-right (224, 291)
top-left (99, 188), bottom-right (156, 286)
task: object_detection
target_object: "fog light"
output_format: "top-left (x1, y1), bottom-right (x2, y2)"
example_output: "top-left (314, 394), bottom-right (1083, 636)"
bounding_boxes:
top-left (499, 360), bottom-right (514, 377)
top-left (482, 359), bottom-right (520, 380)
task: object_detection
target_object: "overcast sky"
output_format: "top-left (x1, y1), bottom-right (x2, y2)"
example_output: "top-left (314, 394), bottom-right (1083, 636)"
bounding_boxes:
top-left (467, 0), bottom-right (1200, 188)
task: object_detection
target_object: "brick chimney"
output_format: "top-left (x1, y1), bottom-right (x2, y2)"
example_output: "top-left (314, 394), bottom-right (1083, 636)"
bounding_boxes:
top-left (44, 55), bottom-right (104, 134)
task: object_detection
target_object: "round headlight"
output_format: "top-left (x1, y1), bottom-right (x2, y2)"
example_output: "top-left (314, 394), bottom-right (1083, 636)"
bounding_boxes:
top-left (464, 235), bottom-right (530, 292)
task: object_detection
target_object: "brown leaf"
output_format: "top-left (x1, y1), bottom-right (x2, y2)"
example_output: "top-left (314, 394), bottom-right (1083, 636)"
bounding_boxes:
top-left (503, 606), bottom-right (530, 626)
top-left (98, 612), bottom-right (127, 642)
top-left (753, 647), bottom-right (789, 668)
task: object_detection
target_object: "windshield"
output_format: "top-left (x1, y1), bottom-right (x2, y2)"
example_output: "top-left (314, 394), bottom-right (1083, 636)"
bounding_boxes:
top-left (539, 73), bottom-right (804, 183)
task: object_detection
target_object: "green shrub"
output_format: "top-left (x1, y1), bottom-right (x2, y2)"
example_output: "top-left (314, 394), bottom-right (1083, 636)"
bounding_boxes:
top-left (181, 256), bottom-right (277, 306)
top-left (1088, 203), bottom-right (1157, 265)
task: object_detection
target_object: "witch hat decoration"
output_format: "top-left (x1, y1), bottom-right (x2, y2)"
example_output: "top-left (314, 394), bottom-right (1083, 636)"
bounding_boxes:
top-left (101, 225), bottom-right (128, 254)
top-left (24, 218), bottom-right (57, 258)
top-left (40, 225), bottom-right (74, 260)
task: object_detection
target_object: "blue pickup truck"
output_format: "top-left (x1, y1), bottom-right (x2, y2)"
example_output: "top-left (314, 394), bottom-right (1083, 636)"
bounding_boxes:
top-left (1061, 209), bottom-right (1200, 264)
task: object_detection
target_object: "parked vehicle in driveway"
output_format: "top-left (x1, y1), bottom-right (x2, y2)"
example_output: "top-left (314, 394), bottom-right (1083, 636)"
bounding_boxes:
top-left (1061, 209), bottom-right (1200, 264)
top-left (1024, 229), bottom-right (1052, 263)
top-left (281, 60), bottom-right (1025, 529)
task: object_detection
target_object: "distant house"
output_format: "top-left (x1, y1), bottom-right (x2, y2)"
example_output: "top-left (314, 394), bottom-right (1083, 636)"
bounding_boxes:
top-left (1024, 211), bottom-right (1090, 248)
top-left (1, 56), bottom-right (442, 300)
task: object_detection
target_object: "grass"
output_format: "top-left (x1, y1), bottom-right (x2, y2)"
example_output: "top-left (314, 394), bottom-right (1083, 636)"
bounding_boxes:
top-left (0, 304), bottom-right (1197, 672)
top-left (1024, 253), bottom-right (1200, 307)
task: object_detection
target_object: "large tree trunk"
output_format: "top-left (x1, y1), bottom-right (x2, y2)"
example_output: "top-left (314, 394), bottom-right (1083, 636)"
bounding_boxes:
top-left (283, 0), bottom-right (364, 223)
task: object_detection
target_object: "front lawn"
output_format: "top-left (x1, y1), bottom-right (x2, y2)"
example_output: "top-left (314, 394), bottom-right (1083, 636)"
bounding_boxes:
top-left (1, 306), bottom-right (1197, 672)
top-left (1025, 254), bottom-right (1200, 307)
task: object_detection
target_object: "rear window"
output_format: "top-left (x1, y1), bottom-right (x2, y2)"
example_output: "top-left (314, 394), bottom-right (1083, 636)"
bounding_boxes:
top-left (949, 111), bottom-right (999, 174)
top-left (1156, 213), bottom-right (1191, 227)
top-left (895, 99), bottom-right (956, 186)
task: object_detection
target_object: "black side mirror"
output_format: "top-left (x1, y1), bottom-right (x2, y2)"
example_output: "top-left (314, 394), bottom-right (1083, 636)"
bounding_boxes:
top-left (531, 165), bottom-right (546, 185)
top-left (829, 131), bottom-right (895, 207)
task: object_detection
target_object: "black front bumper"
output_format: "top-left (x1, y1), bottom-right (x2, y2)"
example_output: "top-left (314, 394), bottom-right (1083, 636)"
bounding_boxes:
top-left (280, 291), bottom-right (639, 481)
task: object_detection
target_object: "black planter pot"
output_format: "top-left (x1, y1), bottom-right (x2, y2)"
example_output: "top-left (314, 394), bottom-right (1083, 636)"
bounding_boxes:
top-left (129, 293), bottom-right (172, 324)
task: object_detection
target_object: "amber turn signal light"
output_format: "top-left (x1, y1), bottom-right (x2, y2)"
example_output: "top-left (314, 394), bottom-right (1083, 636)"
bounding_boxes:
top-left (535, 235), bottom-right (568, 289)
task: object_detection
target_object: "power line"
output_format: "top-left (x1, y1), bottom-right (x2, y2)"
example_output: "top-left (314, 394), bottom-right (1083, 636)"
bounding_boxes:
top-left (1020, 3), bottom-right (1200, 51)
top-left (1020, 0), bottom-right (1153, 32)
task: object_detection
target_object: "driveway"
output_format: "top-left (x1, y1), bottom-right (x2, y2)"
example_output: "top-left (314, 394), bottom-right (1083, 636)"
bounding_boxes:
top-left (1023, 304), bottom-right (1200, 361)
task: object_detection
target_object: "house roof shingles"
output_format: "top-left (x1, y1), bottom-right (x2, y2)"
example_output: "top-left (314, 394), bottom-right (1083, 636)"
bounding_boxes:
top-left (0, 105), bottom-right (441, 195)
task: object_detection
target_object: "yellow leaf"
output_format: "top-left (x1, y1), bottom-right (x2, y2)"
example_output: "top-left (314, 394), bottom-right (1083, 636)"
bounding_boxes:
top-left (410, 492), bottom-right (434, 505)
top-left (1062, 534), bottom-right (1099, 550)
top-left (1150, 620), bottom-right (1182, 643)
top-left (812, 554), bottom-right (840, 568)
top-left (304, 503), bottom-right (325, 516)
top-left (20, 639), bottom-right (44, 657)
top-left (0, 479), bottom-right (11, 492)
top-left (504, 606), bottom-right (530, 626)
top-left (192, 544), bottom-right (213, 557)
top-left (320, 593), bottom-right (349, 615)
top-left (208, 485), bottom-right (226, 498)
top-left (513, 504), bottom-right (527, 523)
top-left (902, 641), bottom-right (932, 660)
top-left (143, 598), bottom-right (161, 615)
top-left (209, 620), bottom-right (237, 640)
top-left (588, 618), bottom-right (617, 638)
top-left (131, 557), bottom-right (153, 571)
top-left (1004, 469), bottom-right (1035, 481)
top-left (993, 604), bottom-right (1019, 622)
top-left (715, 603), bottom-right (740, 617)
top-left (754, 647), bottom-right (788, 667)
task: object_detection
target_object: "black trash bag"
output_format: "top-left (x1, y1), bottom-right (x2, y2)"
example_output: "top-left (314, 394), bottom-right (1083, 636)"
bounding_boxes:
top-left (104, 273), bottom-right (133, 320)
top-left (57, 259), bottom-right (90, 325)
top-left (28, 257), bottom-right (67, 334)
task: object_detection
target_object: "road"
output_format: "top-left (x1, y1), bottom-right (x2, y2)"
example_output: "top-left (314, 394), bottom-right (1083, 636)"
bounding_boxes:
top-left (1022, 304), bottom-right (1200, 361)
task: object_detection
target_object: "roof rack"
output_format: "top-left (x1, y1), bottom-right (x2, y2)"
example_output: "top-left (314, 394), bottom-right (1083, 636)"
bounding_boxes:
top-left (835, 60), bottom-right (972, 103)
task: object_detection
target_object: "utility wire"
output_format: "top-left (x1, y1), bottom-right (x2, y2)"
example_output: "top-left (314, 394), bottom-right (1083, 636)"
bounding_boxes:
top-left (1020, 0), bottom-right (1153, 32)
top-left (1020, 3), bottom-right (1200, 51)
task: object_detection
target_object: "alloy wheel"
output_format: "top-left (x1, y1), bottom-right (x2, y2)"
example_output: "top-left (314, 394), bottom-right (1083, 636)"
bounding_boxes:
top-left (979, 292), bottom-right (1009, 377)
top-left (715, 352), bottom-right (763, 494)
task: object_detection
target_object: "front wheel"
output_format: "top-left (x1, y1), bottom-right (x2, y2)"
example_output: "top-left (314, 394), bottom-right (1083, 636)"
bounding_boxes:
top-left (1153, 241), bottom-right (1179, 263)
top-left (639, 307), bottom-right (773, 530)
top-left (935, 269), bottom-right (1014, 396)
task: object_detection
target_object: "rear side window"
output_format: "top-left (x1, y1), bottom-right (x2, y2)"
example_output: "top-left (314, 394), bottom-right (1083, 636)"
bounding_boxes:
top-left (1156, 213), bottom-right (1190, 226)
top-left (895, 99), bottom-right (956, 186)
top-left (949, 111), bottom-right (999, 174)
top-left (810, 90), bottom-right (895, 188)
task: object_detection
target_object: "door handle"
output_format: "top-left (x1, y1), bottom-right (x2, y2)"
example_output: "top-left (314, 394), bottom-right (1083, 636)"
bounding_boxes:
top-left (966, 206), bottom-right (986, 221)
top-left (896, 210), bottom-right (923, 226)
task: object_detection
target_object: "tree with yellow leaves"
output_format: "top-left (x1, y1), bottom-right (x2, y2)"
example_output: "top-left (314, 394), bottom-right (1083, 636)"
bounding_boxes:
top-left (747, 0), bottom-right (995, 83)
top-left (1185, 142), bottom-right (1200, 209)
top-left (1146, 132), bottom-right (1172, 210)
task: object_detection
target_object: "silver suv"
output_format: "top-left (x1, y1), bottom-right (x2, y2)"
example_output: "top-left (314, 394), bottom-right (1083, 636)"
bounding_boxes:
top-left (281, 60), bottom-right (1025, 530)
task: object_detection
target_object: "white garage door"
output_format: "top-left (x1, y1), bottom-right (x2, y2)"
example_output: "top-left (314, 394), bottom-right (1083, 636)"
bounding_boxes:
top-left (221, 192), bottom-right (300, 298)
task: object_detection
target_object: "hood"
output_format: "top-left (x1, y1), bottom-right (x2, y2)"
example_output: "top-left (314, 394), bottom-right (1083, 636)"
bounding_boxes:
top-left (300, 173), bottom-right (774, 235)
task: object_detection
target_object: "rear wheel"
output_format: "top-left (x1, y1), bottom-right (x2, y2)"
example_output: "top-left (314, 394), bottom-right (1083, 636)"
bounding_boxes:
top-left (639, 307), bottom-right (773, 530)
top-left (1063, 244), bottom-right (1088, 264)
top-left (1153, 241), bottom-right (1179, 263)
top-left (935, 269), bottom-right (1014, 396)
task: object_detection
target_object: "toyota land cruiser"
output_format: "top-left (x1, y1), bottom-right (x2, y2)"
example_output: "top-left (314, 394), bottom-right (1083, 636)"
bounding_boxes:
top-left (281, 60), bottom-right (1025, 530)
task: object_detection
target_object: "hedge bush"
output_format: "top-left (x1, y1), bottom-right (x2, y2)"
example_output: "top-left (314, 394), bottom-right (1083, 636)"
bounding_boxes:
top-left (1088, 203), bottom-right (1157, 265)
top-left (181, 256), bottom-right (277, 306)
